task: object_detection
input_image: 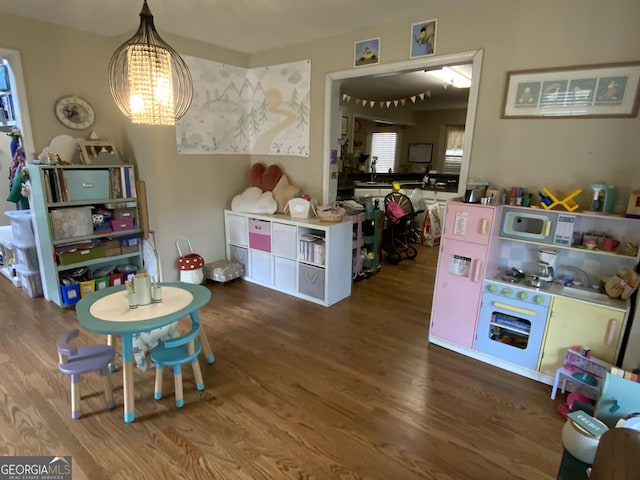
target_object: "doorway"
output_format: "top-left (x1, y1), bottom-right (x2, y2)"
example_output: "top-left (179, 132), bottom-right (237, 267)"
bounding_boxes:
top-left (0, 47), bottom-right (34, 222)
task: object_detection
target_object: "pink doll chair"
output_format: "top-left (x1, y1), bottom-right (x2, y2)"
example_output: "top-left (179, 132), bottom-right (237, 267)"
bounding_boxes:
top-left (56, 329), bottom-right (115, 419)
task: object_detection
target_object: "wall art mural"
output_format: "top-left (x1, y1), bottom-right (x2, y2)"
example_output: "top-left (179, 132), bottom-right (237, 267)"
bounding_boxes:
top-left (176, 57), bottom-right (311, 156)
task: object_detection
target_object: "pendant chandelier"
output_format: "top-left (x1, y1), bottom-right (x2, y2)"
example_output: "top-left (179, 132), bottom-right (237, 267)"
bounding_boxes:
top-left (108, 0), bottom-right (193, 126)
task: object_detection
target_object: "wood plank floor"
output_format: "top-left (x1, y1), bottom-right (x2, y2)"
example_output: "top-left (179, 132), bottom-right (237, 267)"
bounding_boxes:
top-left (0, 244), bottom-right (565, 479)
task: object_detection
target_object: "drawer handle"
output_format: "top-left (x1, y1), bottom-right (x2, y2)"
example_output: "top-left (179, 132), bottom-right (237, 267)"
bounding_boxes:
top-left (304, 271), bottom-right (319, 283)
top-left (82, 182), bottom-right (94, 189)
top-left (606, 318), bottom-right (617, 345)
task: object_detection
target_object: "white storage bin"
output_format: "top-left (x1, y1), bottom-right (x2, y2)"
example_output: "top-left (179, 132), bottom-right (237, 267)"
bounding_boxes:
top-left (227, 214), bottom-right (248, 246)
top-left (13, 243), bottom-right (39, 271)
top-left (274, 257), bottom-right (296, 293)
top-left (272, 222), bottom-right (297, 259)
top-left (15, 264), bottom-right (43, 298)
top-left (250, 249), bottom-right (272, 284)
top-left (5, 210), bottom-right (35, 245)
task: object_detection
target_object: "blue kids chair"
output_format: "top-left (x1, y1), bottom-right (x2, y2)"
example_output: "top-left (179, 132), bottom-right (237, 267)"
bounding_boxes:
top-left (149, 316), bottom-right (204, 407)
top-left (56, 329), bottom-right (115, 419)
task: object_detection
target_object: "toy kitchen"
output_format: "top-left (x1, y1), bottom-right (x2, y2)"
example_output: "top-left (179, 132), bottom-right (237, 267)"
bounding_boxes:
top-left (429, 199), bottom-right (640, 386)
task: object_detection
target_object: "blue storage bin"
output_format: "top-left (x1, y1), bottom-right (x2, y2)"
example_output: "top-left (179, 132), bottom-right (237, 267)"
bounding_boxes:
top-left (60, 284), bottom-right (81, 306)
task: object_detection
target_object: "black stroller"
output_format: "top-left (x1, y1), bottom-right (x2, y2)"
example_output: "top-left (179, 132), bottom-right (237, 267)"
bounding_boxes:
top-left (381, 192), bottom-right (424, 264)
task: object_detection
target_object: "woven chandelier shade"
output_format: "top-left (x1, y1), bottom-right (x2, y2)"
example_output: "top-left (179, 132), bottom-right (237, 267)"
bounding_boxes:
top-left (108, 0), bottom-right (193, 126)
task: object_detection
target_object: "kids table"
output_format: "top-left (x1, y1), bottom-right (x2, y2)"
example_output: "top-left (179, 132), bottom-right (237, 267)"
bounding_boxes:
top-left (76, 282), bottom-right (213, 422)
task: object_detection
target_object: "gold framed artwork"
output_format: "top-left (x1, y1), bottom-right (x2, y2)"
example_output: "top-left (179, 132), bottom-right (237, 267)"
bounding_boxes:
top-left (501, 62), bottom-right (640, 118)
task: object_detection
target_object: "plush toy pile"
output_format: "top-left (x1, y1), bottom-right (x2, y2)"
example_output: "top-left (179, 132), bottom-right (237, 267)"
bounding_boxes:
top-left (231, 163), bottom-right (301, 214)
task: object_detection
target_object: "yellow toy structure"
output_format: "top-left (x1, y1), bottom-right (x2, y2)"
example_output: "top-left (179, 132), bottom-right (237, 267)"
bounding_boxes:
top-left (540, 187), bottom-right (582, 212)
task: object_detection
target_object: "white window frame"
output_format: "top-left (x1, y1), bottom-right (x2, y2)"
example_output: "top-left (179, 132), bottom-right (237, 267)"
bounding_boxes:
top-left (367, 127), bottom-right (402, 173)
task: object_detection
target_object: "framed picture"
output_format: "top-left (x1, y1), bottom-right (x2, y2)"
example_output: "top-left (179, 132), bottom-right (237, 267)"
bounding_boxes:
top-left (408, 143), bottom-right (433, 163)
top-left (354, 37), bottom-right (380, 68)
top-left (409, 19), bottom-right (436, 58)
top-left (341, 116), bottom-right (348, 136)
top-left (78, 140), bottom-right (121, 165)
top-left (501, 62), bottom-right (640, 118)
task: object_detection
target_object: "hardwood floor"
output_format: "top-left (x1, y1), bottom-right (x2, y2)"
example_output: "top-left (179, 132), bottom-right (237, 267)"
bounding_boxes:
top-left (0, 244), bottom-right (565, 479)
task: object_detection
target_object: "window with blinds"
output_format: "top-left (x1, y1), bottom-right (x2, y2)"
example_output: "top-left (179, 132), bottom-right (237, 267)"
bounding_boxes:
top-left (370, 131), bottom-right (398, 173)
top-left (443, 125), bottom-right (465, 174)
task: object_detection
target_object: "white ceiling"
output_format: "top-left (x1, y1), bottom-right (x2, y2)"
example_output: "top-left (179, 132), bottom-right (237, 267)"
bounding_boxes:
top-left (0, 0), bottom-right (481, 111)
top-left (0, 0), bottom-right (485, 54)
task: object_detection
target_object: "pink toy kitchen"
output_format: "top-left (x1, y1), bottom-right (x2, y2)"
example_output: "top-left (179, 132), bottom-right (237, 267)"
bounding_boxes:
top-left (429, 192), bottom-right (640, 387)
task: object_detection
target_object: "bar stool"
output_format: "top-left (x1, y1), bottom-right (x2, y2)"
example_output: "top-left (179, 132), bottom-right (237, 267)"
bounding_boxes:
top-left (56, 329), bottom-right (115, 419)
top-left (150, 318), bottom-right (204, 408)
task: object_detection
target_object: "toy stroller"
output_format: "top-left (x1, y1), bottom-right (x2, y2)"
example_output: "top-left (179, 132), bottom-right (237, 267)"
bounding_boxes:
top-left (381, 192), bottom-right (424, 264)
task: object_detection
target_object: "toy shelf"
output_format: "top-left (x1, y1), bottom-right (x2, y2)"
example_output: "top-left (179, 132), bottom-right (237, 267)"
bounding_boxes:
top-left (540, 187), bottom-right (582, 212)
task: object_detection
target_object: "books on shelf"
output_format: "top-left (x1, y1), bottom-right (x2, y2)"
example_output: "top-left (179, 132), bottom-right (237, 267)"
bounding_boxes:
top-left (299, 234), bottom-right (325, 265)
top-left (41, 165), bottom-right (136, 203)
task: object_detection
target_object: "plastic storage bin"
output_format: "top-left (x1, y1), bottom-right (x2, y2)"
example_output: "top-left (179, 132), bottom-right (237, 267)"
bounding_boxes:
top-left (79, 279), bottom-right (95, 298)
top-left (5, 210), bottom-right (35, 245)
top-left (94, 276), bottom-right (109, 290)
top-left (15, 264), bottom-right (43, 298)
top-left (60, 283), bottom-right (81, 306)
top-left (12, 243), bottom-right (39, 271)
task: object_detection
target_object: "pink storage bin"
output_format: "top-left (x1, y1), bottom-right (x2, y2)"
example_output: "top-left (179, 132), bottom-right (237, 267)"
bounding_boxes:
top-left (248, 218), bottom-right (271, 252)
top-left (110, 218), bottom-right (134, 232)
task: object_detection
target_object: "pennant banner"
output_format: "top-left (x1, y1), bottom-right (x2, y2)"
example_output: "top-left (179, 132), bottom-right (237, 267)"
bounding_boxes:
top-left (341, 90), bottom-right (433, 109)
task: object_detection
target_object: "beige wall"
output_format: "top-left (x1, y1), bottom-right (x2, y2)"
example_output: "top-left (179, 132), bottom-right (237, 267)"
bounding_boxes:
top-left (1, 0), bottom-right (640, 281)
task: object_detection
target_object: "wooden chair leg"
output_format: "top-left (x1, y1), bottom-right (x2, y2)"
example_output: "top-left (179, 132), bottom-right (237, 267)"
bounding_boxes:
top-left (106, 335), bottom-right (116, 372)
top-left (154, 366), bottom-right (164, 400)
top-left (100, 366), bottom-right (115, 409)
top-left (192, 359), bottom-right (204, 391)
top-left (71, 374), bottom-right (81, 419)
top-left (198, 330), bottom-right (215, 364)
top-left (174, 365), bottom-right (184, 408)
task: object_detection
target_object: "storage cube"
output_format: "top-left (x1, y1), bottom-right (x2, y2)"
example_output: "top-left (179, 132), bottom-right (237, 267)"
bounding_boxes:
top-left (56, 243), bottom-right (106, 266)
top-left (248, 218), bottom-right (271, 252)
top-left (250, 249), bottom-right (272, 284)
top-left (13, 243), bottom-right (39, 271)
top-left (94, 276), bottom-right (109, 290)
top-left (274, 257), bottom-right (296, 293)
top-left (227, 214), bottom-right (248, 246)
top-left (15, 265), bottom-right (43, 298)
top-left (79, 280), bottom-right (95, 298)
top-left (5, 210), bottom-right (35, 245)
top-left (65, 169), bottom-right (110, 201)
top-left (50, 207), bottom-right (93, 240)
top-left (103, 239), bottom-right (121, 257)
top-left (109, 273), bottom-right (124, 286)
top-left (298, 264), bottom-right (325, 300)
top-left (110, 218), bottom-right (134, 232)
top-left (272, 223), bottom-right (297, 259)
top-left (229, 246), bottom-right (248, 276)
top-left (60, 283), bottom-right (81, 306)
top-left (112, 207), bottom-right (136, 220)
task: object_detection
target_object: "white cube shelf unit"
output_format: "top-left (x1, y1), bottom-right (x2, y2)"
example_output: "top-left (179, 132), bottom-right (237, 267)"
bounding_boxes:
top-left (224, 210), bottom-right (353, 306)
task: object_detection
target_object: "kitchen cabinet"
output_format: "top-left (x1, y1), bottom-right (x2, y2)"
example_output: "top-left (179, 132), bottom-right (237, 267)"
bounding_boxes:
top-left (224, 210), bottom-right (352, 306)
top-left (429, 201), bottom-right (500, 348)
top-left (29, 164), bottom-right (143, 307)
top-left (538, 296), bottom-right (625, 376)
